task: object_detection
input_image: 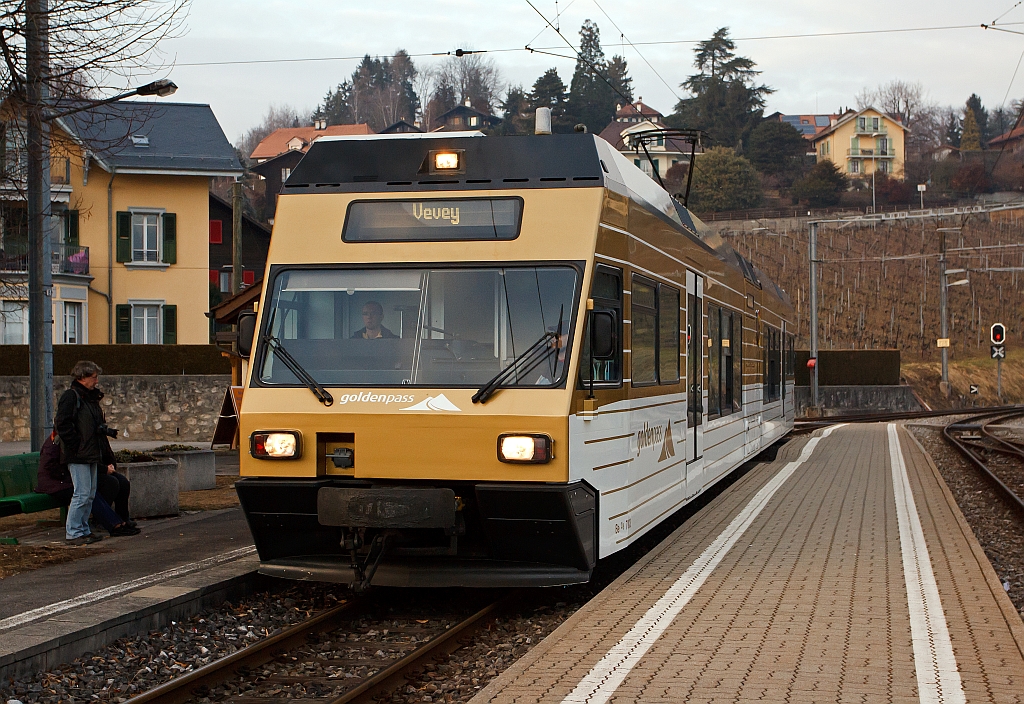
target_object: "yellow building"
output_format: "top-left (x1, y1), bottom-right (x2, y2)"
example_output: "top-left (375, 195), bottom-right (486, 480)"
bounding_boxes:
top-left (810, 107), bottom-right (907, 180)
top-left (0, 102), bottom-right (242, 345)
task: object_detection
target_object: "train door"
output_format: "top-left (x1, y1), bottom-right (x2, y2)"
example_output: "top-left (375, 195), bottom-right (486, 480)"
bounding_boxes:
top-left (781, 321), bottom-right (789, 416)
top-left (685, 272), bottom-right (704, 486)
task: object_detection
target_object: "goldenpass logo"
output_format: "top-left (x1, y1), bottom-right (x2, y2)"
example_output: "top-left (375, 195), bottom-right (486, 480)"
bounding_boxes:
top-left (336, 392), bottom-right (416, 405)
top-left (636, 420), bottom-right (676, 461)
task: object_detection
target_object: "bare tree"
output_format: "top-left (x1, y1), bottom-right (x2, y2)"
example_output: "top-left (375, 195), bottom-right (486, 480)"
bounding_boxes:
top-left (431, 51), bottom-right (504, 118)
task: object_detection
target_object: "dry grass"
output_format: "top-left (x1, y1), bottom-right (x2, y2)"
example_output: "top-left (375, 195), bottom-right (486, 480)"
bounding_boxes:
top-left (0, 544), bottom-right (104, 579)
top-left (178, 475), bottom-right (239, 512)
top-left (902, 347), bottom-right (1024, 409)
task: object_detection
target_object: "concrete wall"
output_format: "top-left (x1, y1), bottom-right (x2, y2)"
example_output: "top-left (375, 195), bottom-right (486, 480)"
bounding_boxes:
top-left (794, 385), bottom-right (922, 418)
top-left (0, 375), bottom-right (230, 442)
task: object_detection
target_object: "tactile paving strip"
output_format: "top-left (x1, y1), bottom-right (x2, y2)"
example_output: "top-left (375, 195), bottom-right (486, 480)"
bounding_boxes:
top-left (472, 425), bottom-right (1024, 703)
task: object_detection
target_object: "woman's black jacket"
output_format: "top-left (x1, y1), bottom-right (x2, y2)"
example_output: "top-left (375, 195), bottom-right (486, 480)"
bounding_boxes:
top-left (53, 381), bottom-right (116, 466)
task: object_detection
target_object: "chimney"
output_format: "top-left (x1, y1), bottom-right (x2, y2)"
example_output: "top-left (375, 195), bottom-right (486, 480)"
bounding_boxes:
top-left (464, 97), bottom-right (472, 107)
top-left (314, 119), bottom-right (327, 130)
top-left (535, 107), bottom-right (552, 135)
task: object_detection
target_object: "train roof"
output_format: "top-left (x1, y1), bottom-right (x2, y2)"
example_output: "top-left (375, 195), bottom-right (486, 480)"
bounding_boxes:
top-left (285, 133), bottom-right (788, 304)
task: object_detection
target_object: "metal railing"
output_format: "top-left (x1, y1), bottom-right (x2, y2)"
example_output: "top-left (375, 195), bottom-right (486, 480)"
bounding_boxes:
top-left (847, 147), bottom-right (895, 157)
top-left (0, 243), bottom-right (89, 275)
top-left (853, 121), bottom-right (888, 135)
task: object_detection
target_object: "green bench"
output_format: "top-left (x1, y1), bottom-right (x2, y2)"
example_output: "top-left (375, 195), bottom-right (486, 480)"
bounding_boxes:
top-left (0, 452), bottom-right (62, 518)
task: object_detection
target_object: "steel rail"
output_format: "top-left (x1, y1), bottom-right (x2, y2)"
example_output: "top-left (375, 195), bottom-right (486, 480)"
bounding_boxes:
top-left (794, 404), bottom-right (1024, 429)
top-left (128, 599), bottom-right (365, 704)
top-left (329, 596), bottom-right (508, 704)
top-left (942, 409), bottom-right (1024, 521)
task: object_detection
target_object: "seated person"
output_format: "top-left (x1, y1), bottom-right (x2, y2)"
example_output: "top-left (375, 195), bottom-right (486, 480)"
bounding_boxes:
top-left (351, 301), bottom-right (397, 339)
top-left (35, 431), bottom-right (139, 537)
top-left (533, 324), bottom-right (569, 385)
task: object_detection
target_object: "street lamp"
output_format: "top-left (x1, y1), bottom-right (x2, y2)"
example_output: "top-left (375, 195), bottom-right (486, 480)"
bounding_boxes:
top-left (45, 79), bottom-right (177, 121)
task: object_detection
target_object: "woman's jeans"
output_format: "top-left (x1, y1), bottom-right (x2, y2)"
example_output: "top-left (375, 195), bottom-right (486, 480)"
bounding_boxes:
top-left (67, 463), bottom-right (98, 539)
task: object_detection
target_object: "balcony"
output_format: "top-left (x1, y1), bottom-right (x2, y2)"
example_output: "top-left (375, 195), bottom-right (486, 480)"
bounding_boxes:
top-left (0, 243), bottom-right (89, 275)
top-left (847, 148), bottom-right (896, 158)
top-left (853, 120), bottom-right (888, 135)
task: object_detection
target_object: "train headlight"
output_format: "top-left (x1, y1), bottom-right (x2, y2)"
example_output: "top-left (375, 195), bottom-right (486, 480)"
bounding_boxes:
top-left (434, 151), bottom-right (460, 170)
top-left (498, 434), bottom-right (552, 463)
top-left (251, 431), bottom-right (301, 459)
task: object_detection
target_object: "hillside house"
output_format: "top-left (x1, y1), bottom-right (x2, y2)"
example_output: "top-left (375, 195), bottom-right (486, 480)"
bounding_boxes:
top-left (0, 101), bottom-right (242, 345)
top-left (434, 100), bottom-right (501, 131)
top-left (810, 107), bottom-right (907, 179)
top-left (597, 100), bottom-right (694, 181)
top-left (208, 192), bottom-right (271, 298)
top-left (766, 112), bottom-right (841, 140)
top-left (248, 121), bottom-right (373, 163)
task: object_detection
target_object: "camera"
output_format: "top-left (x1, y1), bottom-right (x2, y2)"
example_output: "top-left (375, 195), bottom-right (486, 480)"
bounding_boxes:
top-left (98, 424), bottom-right (119, 438)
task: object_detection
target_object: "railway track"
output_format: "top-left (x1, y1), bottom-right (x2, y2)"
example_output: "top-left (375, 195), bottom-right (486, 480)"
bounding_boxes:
top-left (942, 408), bottom-right (1024, 521)
top-left (793, 404), bottom-right (1024, 429)
top-left (130, 591), bottom-right (510, 704)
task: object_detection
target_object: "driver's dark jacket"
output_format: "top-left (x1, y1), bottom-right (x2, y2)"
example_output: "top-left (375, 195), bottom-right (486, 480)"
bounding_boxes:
top-left (54, 381), bottom-right (115, 466)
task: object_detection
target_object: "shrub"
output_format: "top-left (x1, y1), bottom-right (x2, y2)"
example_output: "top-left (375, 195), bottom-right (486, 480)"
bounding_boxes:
top-left (114, 449), bottom-right (157, 464)
top-left (688, 147), bottom-right (763, 213)
top-left (950, 162), bottom-right (991, 194)
top-left (153, 444), bottom-right (203, 452)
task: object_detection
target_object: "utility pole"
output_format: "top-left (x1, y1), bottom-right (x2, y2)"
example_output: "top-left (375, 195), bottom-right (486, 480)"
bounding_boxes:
top-left (26, 0), bottom-right (54, 450)
top-left (938, 228), bottom-right (948, 395)
top-left (809, 221), bottom-right (819, 411)
top-left (231, 181), bottom-right (243, 294)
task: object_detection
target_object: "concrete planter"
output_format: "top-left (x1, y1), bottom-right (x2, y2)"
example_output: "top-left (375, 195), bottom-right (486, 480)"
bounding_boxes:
top-left (116, 459), bottom-right (179, 518)
top-left (152, 449), bottom-right (216, 491)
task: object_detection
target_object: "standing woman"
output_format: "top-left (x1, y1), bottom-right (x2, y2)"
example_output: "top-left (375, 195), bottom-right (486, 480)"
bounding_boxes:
top-left (54, 361), bottom-right (117, 545)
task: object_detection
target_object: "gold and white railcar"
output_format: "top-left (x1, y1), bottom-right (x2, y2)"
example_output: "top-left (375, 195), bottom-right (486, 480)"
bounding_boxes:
top-left (235, 132), bottom-right (795, 589)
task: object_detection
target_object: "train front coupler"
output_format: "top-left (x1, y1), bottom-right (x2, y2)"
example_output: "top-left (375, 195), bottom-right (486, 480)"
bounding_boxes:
top-left (346, 529), bottom-right (390, 593)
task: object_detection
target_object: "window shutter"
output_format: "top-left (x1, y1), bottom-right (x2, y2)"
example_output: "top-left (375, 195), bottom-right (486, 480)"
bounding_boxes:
top-left (161, 212), bottom-right (177, 264)
top-left (65, 210), bottom-right (79, 247)
top-left (115, 304), bottom-right (131, 343)
top-left (162, 304), bottom-right (177, 344)
top-left (209, 219), bottom-right (223, 244)
top-left (116, 211), bottom-right (132, 264)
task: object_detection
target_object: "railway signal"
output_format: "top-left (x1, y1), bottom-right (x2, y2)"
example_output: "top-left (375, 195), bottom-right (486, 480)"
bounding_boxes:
top-left (991, 323), bottom-right (1005, 345)
top-left (991, 345), bottom-right (1006, 359)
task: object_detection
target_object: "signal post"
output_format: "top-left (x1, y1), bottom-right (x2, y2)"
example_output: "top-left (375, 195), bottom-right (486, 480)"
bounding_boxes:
top-left (991, 323), bottom-right (1006, 401)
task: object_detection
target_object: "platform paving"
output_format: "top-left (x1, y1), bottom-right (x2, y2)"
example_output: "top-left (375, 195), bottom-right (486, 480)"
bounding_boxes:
top-left (473, 424), bottom-right (1024, 703)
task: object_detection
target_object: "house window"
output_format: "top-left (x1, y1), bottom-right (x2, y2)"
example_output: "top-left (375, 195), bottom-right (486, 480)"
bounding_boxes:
top-left (132, 213), bottom-right (160, 262)
top-left (63, 302), bottom-right (82, 344)
top-left (849, 160), bottom-right (860, 174)
top-left (0, 301), bottom-right (27, 344)
top-left (243, 270), bottom-right (255, 286)
top-left (209, 219), bottom-right (223, 244)
top-left (220, 271), bottom-right (231, 293)
top-left (872, 117), bottom-right (879, 130)
top-left (281, 167), bottom-right (291, 181)
top-left (132, 304), bottom-right (161, 344)
top-left (469, 116), bottom-right (479, 127)
top-left (878, 137), bottom-right (888, 155)
top-left (878, 160), bottom-right (889, 174)
top-left (858, 117), bottom-right (866, 130)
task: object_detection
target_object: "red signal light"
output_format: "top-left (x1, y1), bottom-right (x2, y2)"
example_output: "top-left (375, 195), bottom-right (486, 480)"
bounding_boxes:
top-left (991, 323), bottom-right (1006, 345)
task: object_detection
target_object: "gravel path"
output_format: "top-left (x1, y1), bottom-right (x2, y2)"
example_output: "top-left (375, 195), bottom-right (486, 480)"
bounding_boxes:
top-left (909, 424), bottom-right (1024, 618)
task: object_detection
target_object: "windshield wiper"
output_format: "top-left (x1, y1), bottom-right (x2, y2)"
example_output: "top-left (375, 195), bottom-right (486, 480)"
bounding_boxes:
top-left (472, 331), bottom-right (558, 404)
top-left (265, 334), bottom-right (334, 406)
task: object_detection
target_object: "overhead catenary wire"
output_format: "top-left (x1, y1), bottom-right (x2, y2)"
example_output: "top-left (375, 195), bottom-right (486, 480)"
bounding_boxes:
top-left (589, 0), bottom-right (681, 101)
top-left (166, 21), bottom-right (1024, 68)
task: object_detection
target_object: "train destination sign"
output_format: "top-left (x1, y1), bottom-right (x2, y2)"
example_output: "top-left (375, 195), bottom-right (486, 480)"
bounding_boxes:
top-left (343, 197), bottom-right (523, 242)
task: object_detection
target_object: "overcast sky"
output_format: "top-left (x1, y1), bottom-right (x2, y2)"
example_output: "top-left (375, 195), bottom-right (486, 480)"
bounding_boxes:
top-left (150, 0), bottom-right (1024, 143)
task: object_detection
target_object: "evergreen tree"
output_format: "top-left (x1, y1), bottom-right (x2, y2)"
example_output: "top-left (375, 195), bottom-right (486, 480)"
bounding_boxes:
top-left (945, 111), bottom-right (961, 147)
top-left (498, 85), bottom-right (531, 135)
top-left (965, 94), bottom-right (989, 146)
top-left (314, 52), bottom-right (420, 131)
top-left (566, 20), bottom-right (623, 133)
top-left (606, 55), bottom-right (634, 104)
top-left (792, 160), bottom-right (848, 207)
top-left (528, 67), bottom-right (573, 132)
top-left (960, 109), bottom-right (982, 151)
top-left (668, 27), bottom-right (772, 150)
top-left (746, 119), bottom-right (808, 179)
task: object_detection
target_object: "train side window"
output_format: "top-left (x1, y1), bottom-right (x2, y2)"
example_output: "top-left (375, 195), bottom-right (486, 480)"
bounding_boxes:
top-left (580, 266), bottom-right (622, 386)
top-left (631, 277), bottom-right (658, 386)
top-left (762, 324), bottom-right (781, 403)
top-left (658, 284), bottom-right (680, 384)
top-left (707, 304), bottom-right (721, 416)
top-left (721, 308), bottom-right (734, 417)
top-left (733, 314), bottom-right (744, 412)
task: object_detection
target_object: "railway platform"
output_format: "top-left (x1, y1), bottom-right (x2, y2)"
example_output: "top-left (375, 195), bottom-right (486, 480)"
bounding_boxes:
top-left (473, 423), bottom-right (1024, 703)
top-left (0, 506), bottom-right (258, 680)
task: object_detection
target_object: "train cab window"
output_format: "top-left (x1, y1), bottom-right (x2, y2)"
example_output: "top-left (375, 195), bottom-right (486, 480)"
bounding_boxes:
top-left (257, 266), bottom-right (578, 388)
top-left (580, 266), bottom-right (622, 386)
top-left (631, 278), bottom-right (658, 385)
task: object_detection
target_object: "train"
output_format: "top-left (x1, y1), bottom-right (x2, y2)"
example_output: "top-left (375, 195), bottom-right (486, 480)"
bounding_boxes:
top-left (233, 129), bottom-right (796, 590)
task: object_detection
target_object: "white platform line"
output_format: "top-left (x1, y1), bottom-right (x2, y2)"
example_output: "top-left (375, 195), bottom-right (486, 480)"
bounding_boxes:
top-left (887, 424), bottom-right (965, 704)
top-left (0, 545), bottom-right (256, 632)
top-left (562, 424), bottom-right (844, 704)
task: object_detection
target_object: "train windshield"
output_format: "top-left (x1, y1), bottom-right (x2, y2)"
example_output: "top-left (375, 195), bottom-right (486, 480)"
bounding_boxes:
top-left (257, 266), bottom-right (578, 388)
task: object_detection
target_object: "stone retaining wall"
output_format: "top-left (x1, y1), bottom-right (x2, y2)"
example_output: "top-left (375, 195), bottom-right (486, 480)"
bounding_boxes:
top-left (0, 375), bottom-right (231, 442)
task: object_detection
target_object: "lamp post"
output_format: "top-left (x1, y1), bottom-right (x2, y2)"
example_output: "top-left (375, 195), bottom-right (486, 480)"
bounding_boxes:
top-left (918, 183), bottom-right (926, 210)
top-left (936, 227), bottom-right (965, 398)
top-left (24, 0), bottom-right (178, 448)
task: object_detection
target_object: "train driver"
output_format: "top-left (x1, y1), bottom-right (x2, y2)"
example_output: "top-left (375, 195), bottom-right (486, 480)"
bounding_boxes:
top-left (352, 300), bottom-right (398, 339)
top-left (534, 323), bottom-right (569, 385)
